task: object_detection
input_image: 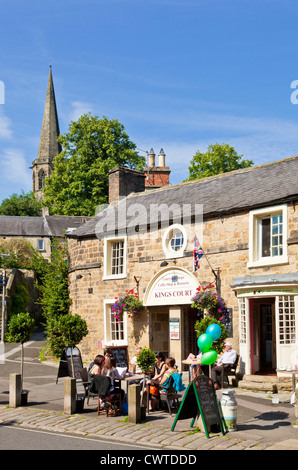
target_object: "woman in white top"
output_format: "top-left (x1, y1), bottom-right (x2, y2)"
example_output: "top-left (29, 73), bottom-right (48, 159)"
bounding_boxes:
top-left (102, 357), bottom-right (125, 399)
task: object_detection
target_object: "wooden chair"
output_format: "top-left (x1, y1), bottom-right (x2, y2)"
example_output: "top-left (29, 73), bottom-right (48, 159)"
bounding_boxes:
top-left (78, 368), bottom-right (98, 405)
top-left (221, 354), bottom-right (239, 386)
top-left (159, 376), bottom-right (180, 415)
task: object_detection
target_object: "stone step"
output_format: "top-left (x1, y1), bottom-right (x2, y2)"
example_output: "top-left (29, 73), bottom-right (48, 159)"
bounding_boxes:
top-left (238, 380), bottom-right (278, 392)
top-left (238, 374), bottom-right (293, 392)
top-left (242, 374), bottom-right (277, 383)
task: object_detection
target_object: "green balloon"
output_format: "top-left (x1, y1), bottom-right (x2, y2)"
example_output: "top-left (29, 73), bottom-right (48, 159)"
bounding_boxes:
top-left (197, 333), bottom-right (213, 353)
top-left (201, 350), bottom-right (217, 365)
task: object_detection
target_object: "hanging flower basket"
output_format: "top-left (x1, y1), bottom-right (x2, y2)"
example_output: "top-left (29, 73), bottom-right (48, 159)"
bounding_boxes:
top-left (191, 284), bottom-right (226, 320)
top-left (111, 289), bottom-right (144, 322)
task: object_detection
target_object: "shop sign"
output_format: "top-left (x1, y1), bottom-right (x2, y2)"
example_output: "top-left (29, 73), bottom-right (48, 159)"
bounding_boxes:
top-left (146, 270), bottom-right (197, 306)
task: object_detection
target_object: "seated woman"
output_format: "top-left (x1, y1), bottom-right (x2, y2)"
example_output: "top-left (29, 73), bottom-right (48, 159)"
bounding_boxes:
top-left (147, 357), bottom-right (176, 411)
top-left (88, 354), bottom-right (105, 381)
top-left (152, 352), bottom-right (167, 381)
top-left (101, 356), bottom-right (125, 400)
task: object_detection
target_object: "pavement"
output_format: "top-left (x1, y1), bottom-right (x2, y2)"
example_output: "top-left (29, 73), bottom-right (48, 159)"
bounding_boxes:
top-left (1, 328), bottom-right (298, 451)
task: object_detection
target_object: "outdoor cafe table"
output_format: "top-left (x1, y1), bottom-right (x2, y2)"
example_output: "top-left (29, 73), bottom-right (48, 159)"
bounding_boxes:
top-left (277, 369), bottom-right (298, 393)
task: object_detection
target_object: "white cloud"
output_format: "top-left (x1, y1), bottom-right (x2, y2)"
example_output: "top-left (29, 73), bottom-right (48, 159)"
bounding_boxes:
top-left (2, 149), bottom-right (32, 189)
top-left (68, 101), bottom-right (94, 121)
top-left (0, 108), bottom-right (13, 140)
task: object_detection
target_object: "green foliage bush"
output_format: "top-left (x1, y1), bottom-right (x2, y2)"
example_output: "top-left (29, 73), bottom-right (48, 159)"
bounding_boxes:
top-left (136, 347), bottom-right (156, 374)
top-left (11, 283), bottom-right (30, 317)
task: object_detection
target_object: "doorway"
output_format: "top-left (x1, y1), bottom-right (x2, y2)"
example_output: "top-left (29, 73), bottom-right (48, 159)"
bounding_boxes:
top-left (252, 298), bottom-right (276, 374)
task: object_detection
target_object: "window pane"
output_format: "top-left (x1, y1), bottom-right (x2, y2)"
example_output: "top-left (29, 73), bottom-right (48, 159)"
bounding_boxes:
top-left (261, 218), bottom-right (271, 257)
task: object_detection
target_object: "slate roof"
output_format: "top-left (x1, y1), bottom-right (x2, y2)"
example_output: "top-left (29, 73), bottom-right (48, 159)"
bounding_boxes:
top-left (0, 215), bottom-right (90, 237)
top-left (68, 154), bottom-right (298, 239)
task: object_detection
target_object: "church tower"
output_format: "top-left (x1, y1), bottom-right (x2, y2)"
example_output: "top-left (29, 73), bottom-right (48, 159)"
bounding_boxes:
top-left (32, 66), bottom-right (62, 200)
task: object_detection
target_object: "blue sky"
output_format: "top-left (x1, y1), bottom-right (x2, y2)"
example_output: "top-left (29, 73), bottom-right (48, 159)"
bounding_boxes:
top-left (1, 0), bottom-right (298, 204)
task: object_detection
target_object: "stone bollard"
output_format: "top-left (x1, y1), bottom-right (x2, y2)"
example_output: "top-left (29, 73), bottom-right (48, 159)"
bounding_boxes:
top-left (64, 377), bottom-right (76, 415)
top-left (9, 373), bottom-right (22, 408)
top-left (128, 384), bottom-right (143, 424)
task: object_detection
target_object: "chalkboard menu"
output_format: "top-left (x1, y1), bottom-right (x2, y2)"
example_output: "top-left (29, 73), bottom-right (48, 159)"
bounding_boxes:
top-left (56, 347), bottom-right (83, 383)
top-left (108, 346), bottom-right (129, 368)
top-left (171, 375), bottom-right (226, 438)
top-left (193, 375), bottom-right (221, 427)
top-left (221, 308), bottom-right (233, 337)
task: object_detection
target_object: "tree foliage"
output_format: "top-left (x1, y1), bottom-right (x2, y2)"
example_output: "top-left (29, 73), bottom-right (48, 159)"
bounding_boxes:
top-left (42, 113), bottom-right (145, 216)
top-left (37, 238), bottom-right (71, 320)
top-left (0, 191), bottom-right (42, 216)
top-left (0, 239), bottom-right (47, 276)
top-left (185, 143), bottom-right (253, 181)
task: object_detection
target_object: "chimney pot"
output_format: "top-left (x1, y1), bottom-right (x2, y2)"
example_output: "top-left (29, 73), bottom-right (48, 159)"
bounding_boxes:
top-left (158, 148), bottom-right (166, 167)
top-left (148, 148), bottom-right (155, 167)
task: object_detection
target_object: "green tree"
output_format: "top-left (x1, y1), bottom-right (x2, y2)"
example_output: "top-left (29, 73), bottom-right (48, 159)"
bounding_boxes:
top-left (42, 113), bottom-right (145, 216)
top-left (57, 314), bottom-right (88, 375)
top-left (185, 143), bottom-right (253, 181)
top-left (37, 238), bottom-right (71, 321)
top-left (0, 238), bottom-right (47, 272)
top-left (0, 191), bottom-right (42, 216)
top-left (6, 312), bottom-right (36, 390)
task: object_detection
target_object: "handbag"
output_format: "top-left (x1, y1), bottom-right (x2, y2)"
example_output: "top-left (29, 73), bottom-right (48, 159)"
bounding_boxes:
top-left (149, 385), bottom-right (159, 396)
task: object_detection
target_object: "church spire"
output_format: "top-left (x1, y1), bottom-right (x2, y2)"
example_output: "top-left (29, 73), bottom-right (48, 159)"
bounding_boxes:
top-left (32, 66), bottom-right (62, 200)
top-left (37, 66), bottom-right (62, 162)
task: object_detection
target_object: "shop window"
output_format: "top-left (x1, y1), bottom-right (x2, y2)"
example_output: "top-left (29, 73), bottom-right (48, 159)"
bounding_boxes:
top-left (103, 236), bottom-right (127, 279)
top-left (248, 205), bottom-right (288, 268)
top-left (278, 295), bottom-right (296, 344)
top-left (162, 224), bottom-right (187, 259)
top-left (104, 300), bottom-right (127, 345)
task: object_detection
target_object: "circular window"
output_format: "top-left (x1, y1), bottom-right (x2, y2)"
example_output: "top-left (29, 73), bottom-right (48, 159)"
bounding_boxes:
top-left (162, 224), bottom-right (188, 258)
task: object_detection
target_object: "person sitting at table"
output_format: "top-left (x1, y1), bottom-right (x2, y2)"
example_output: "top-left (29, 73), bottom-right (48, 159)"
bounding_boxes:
top-left (147, 357), bottom-right (177, 411)
top-left (152, 352), bottom-right (167, 381)
top-left (101, 356), bottom-right (125, 400)
top-left (129, 346), bottom-right (142, 374)
top-left (88, 354), bottom-right (105, 381)
top-left (211, 341), bottom-right (237, 390)
top-left (103, 348), bottom-right (112, 363)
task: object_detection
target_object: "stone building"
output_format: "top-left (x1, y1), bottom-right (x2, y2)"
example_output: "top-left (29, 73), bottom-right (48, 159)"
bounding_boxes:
top-left (67, 154), bottom-right (298, 382)
top-left (0, 211), bottom-right (90, 260)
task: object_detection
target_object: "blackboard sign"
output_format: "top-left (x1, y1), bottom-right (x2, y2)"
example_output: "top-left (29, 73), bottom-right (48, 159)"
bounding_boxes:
top-left (171, 375), bottom-right (226, 438)
top-left (221, 308), bottom-right (233, 337)
top-left (107, 346), bottom-right (129, 368)
top-left (193, 374), bottom-right (221, 427)
top-left (56, 347), bottom-right (83, 383)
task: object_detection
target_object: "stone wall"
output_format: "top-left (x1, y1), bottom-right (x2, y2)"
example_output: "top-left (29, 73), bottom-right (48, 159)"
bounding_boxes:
top-left (68, 201), bottom-right (298, 364)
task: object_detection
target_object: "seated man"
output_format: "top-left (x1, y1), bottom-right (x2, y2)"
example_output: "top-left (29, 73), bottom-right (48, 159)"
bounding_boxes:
top-left (211, 341), bottom-right (237, 390)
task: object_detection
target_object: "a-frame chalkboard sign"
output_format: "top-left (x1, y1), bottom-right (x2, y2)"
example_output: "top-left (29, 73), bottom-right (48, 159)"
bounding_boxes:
top-left (171, 374), bottom-right (227, 438)
top-left (56, 346), bottom-right (83, 383)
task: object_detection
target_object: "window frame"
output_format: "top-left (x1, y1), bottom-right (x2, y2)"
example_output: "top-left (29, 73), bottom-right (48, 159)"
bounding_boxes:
top-left (37, 239), bottom-right (45, 251)
top-left (103, 235), bottom-right (127, 280)
top-left (162, 224), bottom-right (188, 259)
top-left (248, 204), bottom-right (288, 268)
top-left (103, 299), bottom-right (128, 346)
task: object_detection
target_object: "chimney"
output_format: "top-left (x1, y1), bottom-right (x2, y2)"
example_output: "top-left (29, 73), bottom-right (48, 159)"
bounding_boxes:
top-left (108, 166), bottom-right (145, 204)
top-left (144, 148), bottom-right (171, 190)
top-left (148, 148), bottom-right (156, 167)
top-left (158, 148), bottom-right (166, 167)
